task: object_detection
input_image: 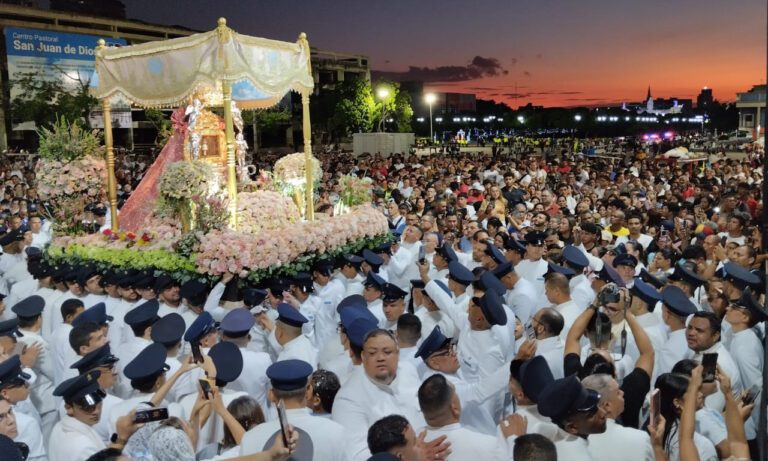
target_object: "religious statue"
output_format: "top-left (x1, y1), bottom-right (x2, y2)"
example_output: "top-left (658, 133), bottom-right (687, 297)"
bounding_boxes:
top-left (235, 132), bottom-right (250, 182)
top-left (185, 98), bottom-right (204, 159)
top-left (231, 100), bottom-right (244, 135)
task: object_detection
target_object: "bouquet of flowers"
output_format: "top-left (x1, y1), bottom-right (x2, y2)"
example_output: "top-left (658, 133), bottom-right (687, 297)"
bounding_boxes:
top-left (237, 191), bottom-right (301, 235)
top-left (157, 160), bottom-right (213, 230)
top-left (273, 152), bottom-right (321, 184)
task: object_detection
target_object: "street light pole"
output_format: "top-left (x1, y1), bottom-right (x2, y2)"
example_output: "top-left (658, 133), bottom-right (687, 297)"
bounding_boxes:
top-left (377, 88), bottom-right (389, 132)
top-left (425, 93), bottom-right (437, 143)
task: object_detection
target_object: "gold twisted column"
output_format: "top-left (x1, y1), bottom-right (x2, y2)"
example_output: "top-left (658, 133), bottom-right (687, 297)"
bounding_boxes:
top-left (97, 39), bottom-right (118, 230)
top-left (223, 81), bottom-right (238, 229)
top-left (298, 32), bottom-right (314, 221)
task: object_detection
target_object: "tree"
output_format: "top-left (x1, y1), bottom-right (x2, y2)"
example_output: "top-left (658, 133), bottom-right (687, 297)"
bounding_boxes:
top-left (9, 69), bottom-right (98, 128)
top-left (331, 78), bottom-right (376, 136)
top-left (242, 107), bottom-right (292, 150)
top-left (394, 90), bottom-right (413, 133)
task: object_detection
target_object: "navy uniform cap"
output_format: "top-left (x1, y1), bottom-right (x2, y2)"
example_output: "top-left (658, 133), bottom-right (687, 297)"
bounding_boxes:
top-left (668, 264), bottom-right (706, 288)
top-left (0, 356), bottom-right (31, 386)
top-left (368, 454), bottom-right (400, 461)
top-left (546, 262), bottom-right (576, 278)
top-left (519, 356), bottom-right (555, 404)
top-left (53, 370), bottom-right (104, 405)
top-left (77, 265), bottom-right (100, 286)
top-left (184, 311), bottom-right (217, 343)
top-left (410, 279), bottom-right (426, 289)
top-left (476, 271), bottom-right (506, 297)
top-left (485, 243), bottom-right (508, 264)
top-left (124, 299), bottom-right (160, 326)
top-left (277, 303), bottom-right (308, 328)
top-left (337, 294), bottom-right (367, 314)
top-left (0, 319), bottom-right (22, 339)
top-left (525, 231), bottom-right (547, 246)
top-left (72, 302), bottom-right (113, 328)
top-left (11, 295), bottom-right (44, 318)
top-left (221, 308), bottom-right (255, 337)
top-left (492, 261), bottom-right (514, 279)
top-left (476, 293), bottom-right (507, 326)
top-left (538, 375), bottom-right (601, 420)
top-left (414, 326), bottom-right (450, 361)
top-left (639, 268), bottom-right (664, 289)
top-left (92, 207), bottom-right (108, 217)
top-left (243, 288), bottom-right (268, 308)
top-left (117, 273), bottom-right (138, 289)
top-left (437, 244), bottom-right (458, 263)
top-left (151, 313), bottom-right (187, 346)
top-left (733, 288), bottom-right (768, 323)
top-left (612, 253), bottom-right (638, 269)
top-left (506, 239), bottom-right (527, 256)
top-left (0, 434), bottom-right (24, 461)
top-left (362, 249), bottom-right (384, 267)
top-left (342, 254), bottom-right (364, 267)
top-left (340, 304), bottom-right (377, 329)
top-left (630, 278), bottom-right (663, 308)
top-left (364, 272), bottom-right (386, 292)
top-left (596, 263), bottom-right (625, 287)
top-left (721, 262), bottom-right (760, 290)
top-left (563, 245), bottom-right (589, 270)
top-left (291, 272), bottom-right (314, 293)
top-left (25, 246), bottom-right (42, 258)
top-left (346, 318), bottom-right (378, 348)
top-left (154, 275), bottom-right (177, 293)
top-left (134, 275), bottom-right (155, 290)
top-left (612, 243), bottom-right (627, 255)
top-left (373, 241), bottom-right (393, 254)
top-left (208, 341), bottom-right (243, 383)
top-left (448, 261), bottom-right (474, 285)
top-left (181, 280), bottom-right (208, 306)
top-left (0, 229), bottom-right (23, 246)
top-left (382, 283), bottom-right (407, 302)
top-left (123, 343), bottom-right (169, 380)
top-left (266, 359), bottom-right (313, 391)
top-left (661, 285), bottom-right (697, 317)
top-left (70, 343), bottom-right (119, 374)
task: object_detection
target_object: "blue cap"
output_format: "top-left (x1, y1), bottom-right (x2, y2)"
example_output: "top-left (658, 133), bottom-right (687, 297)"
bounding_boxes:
top-left (546, 262), bottom-right (576, 278)
top-left (373, 241), bottom-right (393, 255)
top-left (661, 220), bottom-right (675, 231)
top-left (184, 311), bottom-right (217, 343)
top-left (661, 285), bottom-right (697, 317)
top-left (492, 261), bottom-right (514, 278)
top-left (70, 344), bottom-right (119, 374)
top-left (563, 245), bottom-right (589, 270)
top-left (0, 434), bottom-right (23, 461)
top-left (639, 268), bottom-right (664, 289)
top-left (612, 253), bottom-right (638, 269)
top-left (154, 275), bottom-right (177, 293)
top-left (208, 341), bottom-right (243, 383)
top-left (77, 265), bottom-right (100, 287)
top-left (448, 261), bottom-right (474, 285)
top-left (0, 356), bottom-right (30, 386)
top-left (475, 271), bottom-right (506, 297)
top-left (180, 280), bottom-right (208, 306)
top-left (341, 254), bottom-right (364, 268)
top-left (596, 263), bottom-right (625, 287)
top-left (0, 229), bottom-right (23, 246)
top-left (151, 313), bottom-right (186, 346)
top-left (519, 356), bottom-right (555, 404)
top-left (243, 288), bottom-right (268, 308)
top-left (612, 243), bottom-right (627, 255)
top-left (506, 239), bottom-right (528, 256)
top-left (277, 303), bottom-right (308, 328)
top-left (630, 278), bottom-right (663, 309)
top-left (10, 295), bottom-right (44, 318)
top-left (123, 343), bottom-right (169, 380)
top-left (733, 288), bottom-right (768, 323)
top-left (414, 326), bottom-right (450, 361)
top-left (124, 299), bottom-right (160, 326)
top-left (382, 283), bottom-right (407, 302)
top-left (721, 262), bottom-right (760, 290)
top-left (25, 246), bottom-right (42, 258)
top-left (291, 273), bottom-right (314, 293)
top-left (221, 308), bottom-right (255, 337)
top-left (364, 272), bottom-right (386, 292)
top-left (668, 264), bottom-right (706, 288)
top-left (53, 370), bottom-right (105, 405)
top-left (524, 231), bottom-right (547, 246)
top-left (436, 244), bottom-right (458, 263)
top-left (266, 359), bottom-right (313, 391)
top-left (475, 293), bottom-right (507, 326)
top-left (72, 302), bottom-right (113, 328)
top-left (340, 303), bottom-right (377, 329)
top-left (346, 318), bottom-right (378, 348)
top-left (0, 319), bottom-right (22, 339)
top-left (484, 243), bottom-right (508, 264)
top-left (337, 294), bottom-right (367, 314)
top-left (362, 249), bottom-right (384, 267)
top-left (538, 375), bottom-right (601, 420)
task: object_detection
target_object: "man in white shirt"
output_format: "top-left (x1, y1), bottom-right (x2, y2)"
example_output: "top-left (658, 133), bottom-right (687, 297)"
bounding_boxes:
top-left (544, 272), bottom-right (582, 340)
top-left (494, 261), bottom-right (536, 325)
top-left (531, 308), bottom-right (566, 379)
top-left (514, 231), bottom-right (549, 300)
top-left (657, 286), bottom-right (697, 376)
top-left (562, 246), bottom-right (596, 311)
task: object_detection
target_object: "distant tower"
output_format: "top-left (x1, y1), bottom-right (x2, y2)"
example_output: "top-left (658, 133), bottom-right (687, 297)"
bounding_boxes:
top-left (646, 85), bottom-right (654, 112)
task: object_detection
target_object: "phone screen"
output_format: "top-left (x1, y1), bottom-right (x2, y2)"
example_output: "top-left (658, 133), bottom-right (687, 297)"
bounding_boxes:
top-left (524, 322), bottom-right (536, 341)
top-left (650, 389), bottom-right (660, 428)
top-left (702, 353), bottom-right (718, 383)
top-left (199, 378), bottom-right (213, 400)
top-left (743, 385), bottom-right (761, 405)
top-left (418, 245), bottom-right (426, 264)
top-left (277, 399), bottom-right (289, 447)
top-left (133, 407), bottom-right (169, 423)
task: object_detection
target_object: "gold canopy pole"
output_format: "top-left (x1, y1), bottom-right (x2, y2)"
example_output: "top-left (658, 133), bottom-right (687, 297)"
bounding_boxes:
top-left (96, 39), bottom-right (118, 231)
top-left (298, 32), bottom-right (314, 221)
top-left (218, 18), bottom-right (238, 229)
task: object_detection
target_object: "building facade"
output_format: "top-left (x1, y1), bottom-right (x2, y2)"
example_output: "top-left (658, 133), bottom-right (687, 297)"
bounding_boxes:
top-left (736, 84), bottom-right (766, 138)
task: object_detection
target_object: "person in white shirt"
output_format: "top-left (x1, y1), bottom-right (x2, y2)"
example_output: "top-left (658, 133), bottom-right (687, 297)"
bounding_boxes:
top-left (50, 299), bottom-right (85, 386)
top-left (494, 261), bottom-right (536, 325)
top-left (260, 303), bottom-right (317, 370)
top-left (0, 356), bottom-right (46, 461)
top-left (544, 272), bottom-right (583, 340)
top-left (381, 283), bottom-right (408, 331)
top-left (416, 373), bottom-right (505, 460)
top-left (657, 286), bottom-right (697, 376)
top-left (508, 356), bottom-right (559, 441)
top-left (388, 225), bottom-right (423, 292)
top-left (337, 254), bottom-right (366, 298)
top-left (69, 343), bottom-right (123, 443)
top-left (514, 231), bottom-right (549, 300)
top-left (531, 308), bottom-right (566, 379)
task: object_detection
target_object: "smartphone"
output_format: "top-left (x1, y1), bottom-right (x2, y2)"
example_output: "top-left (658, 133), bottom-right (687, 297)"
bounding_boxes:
top-left (191, 342), bottom-right (204, 364)
top-left (524, 322), bottom-right (536, 341)
top-left (743, 384), bottom-right (761, 405)
top-left (418, 245), bottom-right (426, 264)
top-left (276, 399), bottom-right (290, 447)
top-left (133, 407), bottom-right (169, 423)
top-left (199, 378), bottom-right (213, 400)
top-left (701, 353), bottom-right (718, 383)
top-left (650, 389), bottom-right (661, 428)
top-left (720, 236), bottom-right (728, 246)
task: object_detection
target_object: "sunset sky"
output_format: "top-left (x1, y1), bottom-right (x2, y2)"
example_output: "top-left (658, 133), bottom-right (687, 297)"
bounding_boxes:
top-left (124, 0), bottom-right (766, 108)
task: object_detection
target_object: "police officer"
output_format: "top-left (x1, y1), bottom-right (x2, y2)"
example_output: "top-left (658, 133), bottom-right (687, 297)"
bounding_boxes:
top-left (219, 308), bottom-right (271, 412)
top-left (0, 356), bottom-right (45, 461)
top-left (69, 344), bottom-right (122, 443)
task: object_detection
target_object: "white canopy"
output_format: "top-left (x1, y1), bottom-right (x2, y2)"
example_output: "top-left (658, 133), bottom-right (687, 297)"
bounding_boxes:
top-left (91, 19), bottom-right (314, 108)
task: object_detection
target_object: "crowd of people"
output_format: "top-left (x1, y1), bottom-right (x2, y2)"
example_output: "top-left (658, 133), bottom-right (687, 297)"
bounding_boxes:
top-left (0, 134), bottom-right (765, 461)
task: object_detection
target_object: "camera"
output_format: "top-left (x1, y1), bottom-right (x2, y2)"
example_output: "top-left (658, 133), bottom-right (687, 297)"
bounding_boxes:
top-left (597, 283), bottom-right (621, 305)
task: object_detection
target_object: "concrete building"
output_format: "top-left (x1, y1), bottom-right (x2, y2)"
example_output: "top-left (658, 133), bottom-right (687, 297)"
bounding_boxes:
top-left (697, 87), bottom-right (713, 110)
top-left (736, 84), bottom-right (766, 138)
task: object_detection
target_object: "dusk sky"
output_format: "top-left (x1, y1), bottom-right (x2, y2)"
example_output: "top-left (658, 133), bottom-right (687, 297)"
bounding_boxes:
top-left (122, 0), bottom-right (766, 108)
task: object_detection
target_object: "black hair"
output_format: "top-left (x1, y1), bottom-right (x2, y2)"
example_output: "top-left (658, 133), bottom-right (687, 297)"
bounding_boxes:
top-left (310, 369), bottom-right (341, 414)
top-left (537, 309), bottom-right (564, 336)
top-left (85, 448), bottom-right (125, 461)
top-left (367, 414), bottom-right (410, 455)
top-left (690, 311), bottom-right (721, 337)
top-left (509, 358), bottom-right (525, 382)
top-left (69, 322), bottom-right (100, 355)
top-left (129, 317), bottom-right (159, 338)
top-left (418, 374), bottom-right (453, 419)
top-left (655, 372), bottom-right (690, 450)
top-left (580, 353), bottom-right (616, 379)
top-left (61, 298), bottom-right (85, 322)
top-left (513, 434), bottom-right (557, 461)
top-left (16, 314), bottom-right (41, 329)
top-left (396, 313), bottom-right (421, 345)
top-left (670, 359), bottom-right (698, 376)
top-left (681, 245), bottom-right (706, 261)
top-left (130, 373), bottom-right (163, 393)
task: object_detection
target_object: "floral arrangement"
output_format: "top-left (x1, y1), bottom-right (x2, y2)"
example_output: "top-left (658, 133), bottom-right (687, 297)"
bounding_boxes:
top-left (36, 116), bottom-right (104, 161)
top-left (337, 174), bottom-right (373, 214)
top-left (273, 152), bottom-right (321, 184)
top-left (237, 191), bottom-right (301, 234)
top-left (158, 160), bottom-right (212, 202)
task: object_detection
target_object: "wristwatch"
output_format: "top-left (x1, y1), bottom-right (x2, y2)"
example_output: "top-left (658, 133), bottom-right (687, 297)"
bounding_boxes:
top-left (110, 432), bottom-right (127, 446)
